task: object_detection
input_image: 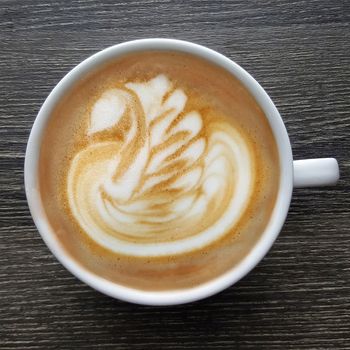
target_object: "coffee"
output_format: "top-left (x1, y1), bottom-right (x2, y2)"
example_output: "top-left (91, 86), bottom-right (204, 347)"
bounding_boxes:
top-left (39, 51), bottom-right (279, 290)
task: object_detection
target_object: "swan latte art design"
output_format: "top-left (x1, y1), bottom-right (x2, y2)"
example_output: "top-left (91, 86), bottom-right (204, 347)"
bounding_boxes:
top-left (68, 74), bottom-right (253, 257)
top-left (39, 51), bottom-right (279, 290)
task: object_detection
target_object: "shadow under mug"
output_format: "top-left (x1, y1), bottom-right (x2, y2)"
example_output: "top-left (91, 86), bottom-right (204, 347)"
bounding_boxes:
top-left (25, 39), bottom-right (339, 305)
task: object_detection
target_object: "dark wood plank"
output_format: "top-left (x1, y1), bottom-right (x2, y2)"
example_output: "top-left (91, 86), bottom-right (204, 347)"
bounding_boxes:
top-left (0, 0), bottom-right (349, 349)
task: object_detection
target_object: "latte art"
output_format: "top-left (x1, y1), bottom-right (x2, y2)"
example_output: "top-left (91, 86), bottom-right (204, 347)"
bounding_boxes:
top-left (40, 51), bottom-right (279, 290)
top-left (67, 75), bottom-right (254, 257)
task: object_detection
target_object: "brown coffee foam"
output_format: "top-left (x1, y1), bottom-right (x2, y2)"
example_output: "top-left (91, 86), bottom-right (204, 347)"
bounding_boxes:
top-left (39, 51), bottom-right (279, 291)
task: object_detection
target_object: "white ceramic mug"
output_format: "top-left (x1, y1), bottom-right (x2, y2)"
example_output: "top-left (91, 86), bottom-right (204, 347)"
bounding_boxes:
top-left (25, 39), bottom-right (339, 305)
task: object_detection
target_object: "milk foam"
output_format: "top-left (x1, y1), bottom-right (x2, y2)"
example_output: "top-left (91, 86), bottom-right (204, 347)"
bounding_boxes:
top-left (67, 75), bottom-right (254, 257)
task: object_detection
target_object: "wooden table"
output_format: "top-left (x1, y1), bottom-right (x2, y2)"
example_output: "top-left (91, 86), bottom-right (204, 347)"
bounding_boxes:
top-left (1, 1), bottom-right (349, 348)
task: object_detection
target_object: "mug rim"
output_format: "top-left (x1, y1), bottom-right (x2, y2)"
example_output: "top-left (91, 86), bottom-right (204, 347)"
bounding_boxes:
top-left (25, 38), bottom-right (293, 305)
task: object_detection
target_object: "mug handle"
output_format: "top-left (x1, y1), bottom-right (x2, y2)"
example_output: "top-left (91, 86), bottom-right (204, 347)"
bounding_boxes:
top-left (293, 158), bottom-right (339, 188)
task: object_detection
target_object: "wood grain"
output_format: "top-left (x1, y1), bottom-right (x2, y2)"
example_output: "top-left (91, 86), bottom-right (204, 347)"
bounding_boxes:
top-left (0, 0), bottom-right (349, 349)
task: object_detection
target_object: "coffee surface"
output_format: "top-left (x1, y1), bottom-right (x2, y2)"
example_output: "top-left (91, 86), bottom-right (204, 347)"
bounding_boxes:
top-left (39, 51), bottom-right (279, 290)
